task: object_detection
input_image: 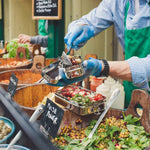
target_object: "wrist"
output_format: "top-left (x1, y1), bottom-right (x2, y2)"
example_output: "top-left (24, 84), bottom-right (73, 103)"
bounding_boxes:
top-left (99, 59), bottom-right (110, 77)
top-left (101, 60), bottom-right (104, 72)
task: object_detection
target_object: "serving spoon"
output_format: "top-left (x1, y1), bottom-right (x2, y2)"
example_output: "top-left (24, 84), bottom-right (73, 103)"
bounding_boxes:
top-left (88, 88), bottom-right (120, 139)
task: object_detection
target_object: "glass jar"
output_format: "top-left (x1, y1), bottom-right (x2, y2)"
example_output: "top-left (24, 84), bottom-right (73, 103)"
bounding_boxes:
top-left (0, 40), bottom-right (4, 53)
top-left (90, 77), bottom-right (103, 92)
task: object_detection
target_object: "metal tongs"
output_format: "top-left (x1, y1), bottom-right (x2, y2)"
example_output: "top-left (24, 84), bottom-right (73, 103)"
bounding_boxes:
top-left (61, 51), bottom-right (72, 66)
top-left (42, 51), bottom-right (84, 84)
top-left (42, 52), bottom-right (73, 84)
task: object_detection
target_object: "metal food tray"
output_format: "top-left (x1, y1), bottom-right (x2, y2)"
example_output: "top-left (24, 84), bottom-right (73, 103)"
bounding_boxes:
top-left (55, 86), bottom-right (106, 116)
top-left (63, 55), bottom-right (84, 79)
top-left (64, 63), bottom-right (85, 79)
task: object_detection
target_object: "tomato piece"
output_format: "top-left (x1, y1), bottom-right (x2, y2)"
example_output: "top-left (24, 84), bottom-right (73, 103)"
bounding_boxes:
top-left (94, 93), bottom-right (103, 101)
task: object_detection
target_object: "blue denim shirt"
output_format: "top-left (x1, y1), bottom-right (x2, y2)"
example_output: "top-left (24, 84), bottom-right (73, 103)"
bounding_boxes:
top-left (69, 0), bottom-right (150, 90)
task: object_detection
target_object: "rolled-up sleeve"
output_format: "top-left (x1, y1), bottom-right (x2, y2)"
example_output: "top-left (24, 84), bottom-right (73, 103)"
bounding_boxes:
top-left (127, 55), bottom-right (150, 90)
top-left (31, 35), bottom-right (48, 47)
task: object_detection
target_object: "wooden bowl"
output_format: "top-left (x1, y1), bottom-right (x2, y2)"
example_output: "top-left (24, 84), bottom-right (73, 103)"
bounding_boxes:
top-left (13, 84), bottom-right (59, 116)
top-left (0, 55), bottom-right (45, 91)
top-left (0, 47), bottom-right (32, 72)
top-left (45, 58), bottom-right (57, 66)
top-left (0, 49), bottom-right (7, 58)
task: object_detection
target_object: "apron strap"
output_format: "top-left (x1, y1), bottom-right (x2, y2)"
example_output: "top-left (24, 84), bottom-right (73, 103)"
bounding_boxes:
top-left (124, 1), bottom-right (129, 29)
top-left (135, 0), bottom-right (139, 14)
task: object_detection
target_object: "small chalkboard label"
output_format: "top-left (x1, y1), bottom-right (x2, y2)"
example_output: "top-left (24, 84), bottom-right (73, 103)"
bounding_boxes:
top-left (41, 98), bottom-right (64, 138)
top-left (7, 73), bottom-right (18, 97)
top-left (32, 0), bottom-right (62, 20)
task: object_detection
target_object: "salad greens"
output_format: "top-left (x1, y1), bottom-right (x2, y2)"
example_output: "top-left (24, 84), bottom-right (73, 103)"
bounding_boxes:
top-left (54, 113), bottom-right (150, 150)
top-left (3, 40), bottom-right (30, 59)
top-left (71, 94), bottom-right (92, 106)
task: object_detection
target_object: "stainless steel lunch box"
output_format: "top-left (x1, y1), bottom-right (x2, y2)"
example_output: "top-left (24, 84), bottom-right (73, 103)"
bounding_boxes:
top-left (41, 61), bottom-right (61, 84)
top-left (55, 86), bottom-right (106, 116)
top-left (42, 55), bottom-right (84, 84)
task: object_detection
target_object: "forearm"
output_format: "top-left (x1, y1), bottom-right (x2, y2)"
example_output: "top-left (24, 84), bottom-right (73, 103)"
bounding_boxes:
top-left (107, 61), bottom-right (132, 81)
top-left (100, 56), bottom-right (150, 90)
top-left (68, 0), bottom-right (113, 36)
top-left (30, 35), bottom-right (48, 47)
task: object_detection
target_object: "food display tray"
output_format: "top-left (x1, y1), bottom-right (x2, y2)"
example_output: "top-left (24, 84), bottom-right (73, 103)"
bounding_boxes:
top-left (55, 86), bottom-right (106, 116)
top-left (63, 55), bottom-right (84, 79)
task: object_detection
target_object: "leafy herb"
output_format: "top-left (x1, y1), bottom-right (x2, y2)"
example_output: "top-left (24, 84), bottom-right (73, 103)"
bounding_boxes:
top-left (108, 141), bottom-right (115, 150)
top-left (122, 112), bottom-right (141, 125)
top-left (55, 114), bottom-right (150, 150)
top-left (3, 40), bottom-right (30, 59)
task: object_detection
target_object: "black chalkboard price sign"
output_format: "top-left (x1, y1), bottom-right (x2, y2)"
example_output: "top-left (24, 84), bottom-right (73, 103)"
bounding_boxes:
top-left (7, 73), bottom-right (18, 98)
top-left (40, 98), bottom-right (64, 138)
top-left (32, 0), bottom-right (62, 20)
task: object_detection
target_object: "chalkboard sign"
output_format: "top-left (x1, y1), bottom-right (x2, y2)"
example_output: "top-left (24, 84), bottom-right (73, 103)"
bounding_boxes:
top-left (32, 0), bottom-right (62, 20)
top-left (40, 98), bottom-right (64, 138)
top-left (7, 73), bottom-right (18, 98)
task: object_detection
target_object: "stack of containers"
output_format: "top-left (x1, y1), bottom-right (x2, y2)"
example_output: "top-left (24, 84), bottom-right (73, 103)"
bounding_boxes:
top-left (96, 76), bottom-right (125, 109)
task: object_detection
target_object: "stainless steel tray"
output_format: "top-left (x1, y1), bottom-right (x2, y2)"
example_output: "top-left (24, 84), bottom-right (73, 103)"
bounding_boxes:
top-left (64, 63), bottom-right (84, 79)
top-left (42, 55), bottom-right (84, 84)
top-left (55, 86), bottom-right (106, 116)
top-left (63, 55), bottom-right (84, 79)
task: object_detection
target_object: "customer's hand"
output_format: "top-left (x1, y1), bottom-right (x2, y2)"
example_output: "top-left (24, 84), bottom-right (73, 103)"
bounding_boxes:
top-left (18, 34), bottom-right (31, 43)
top-left (64, 24), bottom-right (94, 51)
top-left (45, 58), bottom-right (102, 87)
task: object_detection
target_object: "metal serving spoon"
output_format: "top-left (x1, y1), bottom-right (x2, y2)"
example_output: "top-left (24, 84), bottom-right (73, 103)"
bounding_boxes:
top-left (88, 88), bottom-right (120, 139)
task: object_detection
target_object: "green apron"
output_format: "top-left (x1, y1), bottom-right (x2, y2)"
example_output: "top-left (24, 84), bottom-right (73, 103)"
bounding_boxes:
top-left (38, 20), bottom-right (48, 36)
top-left (124, 2), bottom-right (150, 108)
top-left (38, 20), bottom-right (49, 58)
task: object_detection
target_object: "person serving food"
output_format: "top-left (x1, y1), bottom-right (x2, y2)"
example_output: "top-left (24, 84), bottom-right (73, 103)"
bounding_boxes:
top-left (46, 0), bottom-right (150, 108)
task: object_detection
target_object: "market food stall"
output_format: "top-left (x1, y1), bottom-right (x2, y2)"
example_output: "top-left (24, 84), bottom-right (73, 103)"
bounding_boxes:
top-left (0, 50), bottom-right (149, 150)
top-left (0, 0), bottom-right (150, 149)
top-left (0, 79), bottom-right (150, 149)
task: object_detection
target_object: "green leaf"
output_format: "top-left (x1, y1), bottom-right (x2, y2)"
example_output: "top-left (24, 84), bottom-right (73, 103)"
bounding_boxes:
top-left (129, 133), bottom-right (138, 140)
top-left (107, 141), bottom-right (115, 150)
top-left (121, 144), bottom-right (129, 148)
top-left (63, 134), bottom-right (73, 143)
top-left (64, 145), bottom-right (79, 150)
top-left (79, 138), bottom-right (92, 149)
top-left (139, 136), bottom-right (147, 144)
top-left (128, 146), bottom-right (141, 150)
top-left (85, 126), bottom-right (92, 137)
top-left (127, 125), bottom-right (136, 132)
top-left (5, 40), bottom-right (30, 59)
top-left (69, 139), bottom-right (80, 145)
top-left (141, 141), bottom-right (150, 149)
top-left (123, 113), bottom-right (141, 125)
top-left (109, 126), bottom-right (121, 139)
top-left (87, 147), bottom-right (94, 150)
top-left (2, 53), bottom-right (9, 58)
